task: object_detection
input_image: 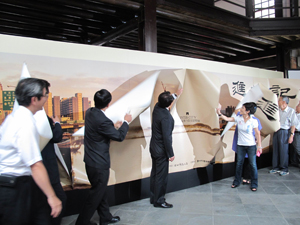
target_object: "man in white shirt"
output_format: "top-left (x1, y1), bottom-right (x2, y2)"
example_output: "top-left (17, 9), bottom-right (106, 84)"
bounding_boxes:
top-left (0, 78), bottom-right (62, 225)
top-left (291, 103), bottom-right (300, 168)
top-left (270, 96), bottom-right (298, 176)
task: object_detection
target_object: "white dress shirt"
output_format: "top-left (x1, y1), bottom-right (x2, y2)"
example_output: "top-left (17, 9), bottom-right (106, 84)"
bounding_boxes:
top-left (296, 113), bottom-right (300, 131)
top-left (279, 106), bottom-right (298, 130)
top-left (0, 106), bottom-right (42, 176)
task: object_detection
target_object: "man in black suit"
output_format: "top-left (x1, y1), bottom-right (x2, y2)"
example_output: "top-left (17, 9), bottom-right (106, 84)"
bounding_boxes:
top-left (32, 115), bottom-right (67, 225)
top-left (76, 89), bottom-right (132, 225)
top-left (150, 89), bottom-right (182, 208)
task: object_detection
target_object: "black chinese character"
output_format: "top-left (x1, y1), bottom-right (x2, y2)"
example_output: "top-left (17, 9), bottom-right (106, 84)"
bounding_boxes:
top-left (269, 85), bottom-right (296, 99)
top-left (232, 81), bottom-right (246, 96)
top-left (257, 97), bottom-right (278, 121)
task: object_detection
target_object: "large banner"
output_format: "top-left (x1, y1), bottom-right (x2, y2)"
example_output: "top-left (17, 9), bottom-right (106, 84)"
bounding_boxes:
top-left (2, 34), bottom-right (297, 190)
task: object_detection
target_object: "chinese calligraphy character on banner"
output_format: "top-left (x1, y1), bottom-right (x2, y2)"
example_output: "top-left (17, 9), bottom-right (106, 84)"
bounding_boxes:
top-left (257, 97), bottom-right (278, 121)
top-left (269, 85), bottom-right (297, 99)
top-left (232, 81), bottom-right (245, 96)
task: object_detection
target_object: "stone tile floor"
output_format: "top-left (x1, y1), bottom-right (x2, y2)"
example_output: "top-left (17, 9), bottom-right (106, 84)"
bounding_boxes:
top-left (62, 167), bottom-right (300, 225)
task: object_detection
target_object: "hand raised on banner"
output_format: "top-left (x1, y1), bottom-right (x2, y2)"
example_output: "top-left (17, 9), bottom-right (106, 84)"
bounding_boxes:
top-left (124, 113), bottom-right (132, 123)
top-left (176, 88), bottom-right (183, 97)
top-left (114, 121), bottom-right (122, 129)
top-left (52, 115), bottom-right (60, 123)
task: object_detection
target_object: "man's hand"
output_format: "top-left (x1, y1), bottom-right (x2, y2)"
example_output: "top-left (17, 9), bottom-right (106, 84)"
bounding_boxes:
top-left (288, 135), bottom-right (294, 144)
top-left (124, 113), bottom-right (132, 123)
top-left (169, 156), bottom-right (175, 162)
top-left (176, 88), bottom-right (183, 97)
top-left (52, 115), bottom-right (60, 123)
top-left (47, 195), bottom-right (62, 218)
top-left (114, 121), bottom-right (122, 129)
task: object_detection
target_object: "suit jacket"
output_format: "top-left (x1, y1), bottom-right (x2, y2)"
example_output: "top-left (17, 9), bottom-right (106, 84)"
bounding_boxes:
top-left (41, 116), bottom-right (63, 184)
top-left (84, 107), bottom-right (129, 169)
top-left (150, 103), bottom-right (174, 159)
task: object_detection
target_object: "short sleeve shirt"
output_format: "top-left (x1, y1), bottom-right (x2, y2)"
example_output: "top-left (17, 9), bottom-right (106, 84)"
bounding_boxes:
top-left (279, 106), bottom-right (298, 129)
top-left (233, 114), bottom-right (258, 146)
top-left (0, 106), bottom-right (42, 176)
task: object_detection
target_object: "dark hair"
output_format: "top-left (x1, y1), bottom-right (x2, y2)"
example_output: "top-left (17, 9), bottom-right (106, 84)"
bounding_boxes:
top-left (15, 78), bottom-right (50, 107)
top-left (94, 89), bottom-right (112, 109)
top-left (243, 102), bottom-right (257, 115)
top-left (158, 91), bottom-right (175, 108)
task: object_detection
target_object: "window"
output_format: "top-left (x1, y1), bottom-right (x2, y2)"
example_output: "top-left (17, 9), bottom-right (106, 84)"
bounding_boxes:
top-left (254, 0), bottom-right (275, 18)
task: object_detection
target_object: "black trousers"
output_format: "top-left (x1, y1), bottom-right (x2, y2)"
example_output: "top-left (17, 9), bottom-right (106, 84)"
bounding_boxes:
top-left (150, 155), bottom-right (169, 205)
top-left (31, 180), bottom-right (67, 225)
top-left (50, 181), bottom-right (67, 225)
top-left (0, 176), bottom-right (32, 225)
top-left (75, 165), bottom-right (112, 225)
top-left (31, 182), bottom-right (51, 225)
top-left (292, 132), bottom-right (300, 167)
top-left (43, 157), bottom-right (67, 225)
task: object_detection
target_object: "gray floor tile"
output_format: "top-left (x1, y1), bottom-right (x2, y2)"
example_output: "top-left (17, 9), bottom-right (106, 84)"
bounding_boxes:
top-left (277, 173), bottom-right (300, 181)
top-left (61, 167), bottom-right (300, 225)
top-left (261, 184), bottom-right (295, 195)
top-left (249, 216), bottom-right (289, 225)
top-left (269, 194), bottom-right (300, 206)
top-left (183, 192), bottom-right (212, 204)
top-left (141, 211), bottom-right (180, 225)
top-left (185, 183), bottom-right (212, 193)
top-left (239, 194), bottom-right (272, 205)
top-left (180, 202), bottom-right (213, 215)
top-left (211, 183), bottom-right (239, 194)
top-left (214, 215), bottom-right (251, 225)
top-left (177, 214), bottom-right (213, 225)
top-left (276, 204), bottom-right (300, 218)
top-left (212, 193), bottom-right (242, 204)
top-left (283, 181), bottom-right (300, 194)
top-left (244, 204), bottom-right (282, 217)
top-left (285, 217), bottom-right (300, 225)
top-left (213, 203), bottom-right (247, 216)
top-left (110, 209), bottom-right (147, 225)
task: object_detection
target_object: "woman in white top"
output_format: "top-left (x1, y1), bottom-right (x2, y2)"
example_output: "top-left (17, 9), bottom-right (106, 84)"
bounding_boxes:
top-left (217, 102), bottom-right (262, 191)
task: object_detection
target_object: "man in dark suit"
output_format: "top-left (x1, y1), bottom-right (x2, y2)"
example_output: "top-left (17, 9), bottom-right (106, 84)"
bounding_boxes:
top-left (150, 89), bottom-right (182, 208)
top-left (32, 115), bottom-right (67, 225)
top-left (76, 89), bottom-right (132, 225)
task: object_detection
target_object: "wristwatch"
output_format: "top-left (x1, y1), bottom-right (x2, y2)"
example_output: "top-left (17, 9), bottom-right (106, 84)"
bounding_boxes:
top-left (291, 133), bottom-right (294, 136)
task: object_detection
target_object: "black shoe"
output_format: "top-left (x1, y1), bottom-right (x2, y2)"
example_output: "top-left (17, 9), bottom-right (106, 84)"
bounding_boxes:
top-left (100, 216), bottom-right (120, 225)
top-left (154, 202), bottom-right (173, 208)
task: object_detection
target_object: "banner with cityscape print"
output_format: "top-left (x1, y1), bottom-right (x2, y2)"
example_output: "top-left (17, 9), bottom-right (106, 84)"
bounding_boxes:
top-left (2, 38), bottom-right (298, 189)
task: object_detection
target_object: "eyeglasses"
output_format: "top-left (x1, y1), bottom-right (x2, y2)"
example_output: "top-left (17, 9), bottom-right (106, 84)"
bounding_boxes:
top-left (40, 93), bottom-right (49, 98)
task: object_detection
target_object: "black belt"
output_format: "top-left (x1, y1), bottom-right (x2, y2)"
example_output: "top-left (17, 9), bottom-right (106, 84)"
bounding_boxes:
top-left (295, 131), bottom-right (300, 134)
top-left (0, 175), bottom-right (31, 187)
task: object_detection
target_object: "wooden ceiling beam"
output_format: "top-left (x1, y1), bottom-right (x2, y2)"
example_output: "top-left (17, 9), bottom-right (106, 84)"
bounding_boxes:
top-left (221, 48), bottom-right (277, 63)
top-left (91, 17), bottom-right (139, 45)
top-left (250, 18), bottom-right (300, 36)
top-left (156, 27), bottom-right (252, 54)
top-left (157, 18), bottom-right (266, 51)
